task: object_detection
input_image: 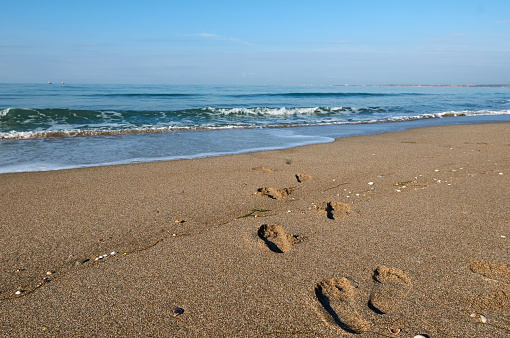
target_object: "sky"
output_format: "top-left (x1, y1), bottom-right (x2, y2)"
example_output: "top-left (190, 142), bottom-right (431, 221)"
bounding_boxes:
top-left (1, 0), bottom-right (509, 85)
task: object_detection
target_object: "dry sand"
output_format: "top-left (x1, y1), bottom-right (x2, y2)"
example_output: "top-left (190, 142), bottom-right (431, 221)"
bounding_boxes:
top-left (1, 123), bottom-right (509, 337)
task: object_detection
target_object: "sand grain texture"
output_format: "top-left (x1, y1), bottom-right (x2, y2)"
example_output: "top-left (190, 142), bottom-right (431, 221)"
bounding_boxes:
top-left (1, 123), bottom-right (509, 337)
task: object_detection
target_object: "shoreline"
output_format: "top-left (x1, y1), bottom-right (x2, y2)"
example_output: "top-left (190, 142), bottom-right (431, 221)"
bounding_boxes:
top-left (2, 115), bottom-right (510, 175)
top-left (1, 122), bottom-right (509, 337)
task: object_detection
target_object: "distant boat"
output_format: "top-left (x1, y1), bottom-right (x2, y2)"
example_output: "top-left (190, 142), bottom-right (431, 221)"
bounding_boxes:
top-left (48, 81), bottom-right (52, 84)
top-left (60, 82), bottom-right (64, 84)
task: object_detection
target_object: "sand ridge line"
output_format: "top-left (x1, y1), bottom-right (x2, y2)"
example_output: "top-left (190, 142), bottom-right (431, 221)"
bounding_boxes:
top-left (320, 164), bottom-right (506, 202)
top-left (0, 234), bottom-right (173, 302)
top-left (322, 181), bottom-right (349, 192)
top-left (1, 206), bottom-right (281, 302)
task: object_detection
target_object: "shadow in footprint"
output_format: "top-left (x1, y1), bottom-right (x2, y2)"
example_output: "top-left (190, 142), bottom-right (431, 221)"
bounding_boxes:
top-left (257, 187), bottom-right (293, 200)
top-left (315, 277), bottom-right (370, 334)
top-left (296, 174), bottom-right (312, 183)
top-left (258, 224), bottom-right (292, 253)
top-left (325, 201), bottom-right (350, 220)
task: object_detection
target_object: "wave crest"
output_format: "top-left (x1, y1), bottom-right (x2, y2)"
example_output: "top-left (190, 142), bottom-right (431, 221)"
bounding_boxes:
top-left (1, 107), bottom-right (508, 140)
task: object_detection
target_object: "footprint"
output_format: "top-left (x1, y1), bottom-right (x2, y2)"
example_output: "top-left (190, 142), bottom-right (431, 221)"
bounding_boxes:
top-left (469, 261), bottom-right (510, 313)
top-left (473, 289), bottom-right (510, 312)
top-left (257, 187), bottom-right (293, 200)
top-left (315, 277), bottom-right (370, 333)
top-left (368, 266), bottom-right (412, 314)
top-left (252, 166), bottom-right (275, 173)
top-left (325, 201), bottom-right (350, 220)
top-left (470, 261), bottom-right (510, 284)
top-left (258, 224), bottom-right (292, 253)
top-left (295, 174), bottom-right (312, 183)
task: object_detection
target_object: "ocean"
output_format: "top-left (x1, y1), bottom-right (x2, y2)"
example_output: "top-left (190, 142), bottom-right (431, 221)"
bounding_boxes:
top-left (1, 83), bottom-right (509, 173)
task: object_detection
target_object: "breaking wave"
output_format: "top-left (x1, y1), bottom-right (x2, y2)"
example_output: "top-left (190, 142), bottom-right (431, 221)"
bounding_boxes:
top-left (1, 106), bottom-right (508, 140)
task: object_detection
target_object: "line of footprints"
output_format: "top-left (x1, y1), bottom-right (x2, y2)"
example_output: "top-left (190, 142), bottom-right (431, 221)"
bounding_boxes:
top-left (255, 174), bottom-right (509, 336)
top-left (258, 223), bottom-right (412, 335)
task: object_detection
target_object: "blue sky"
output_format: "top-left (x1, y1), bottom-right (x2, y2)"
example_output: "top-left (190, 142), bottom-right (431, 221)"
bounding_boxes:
top-left (1, 0), bottom-right (509, 85)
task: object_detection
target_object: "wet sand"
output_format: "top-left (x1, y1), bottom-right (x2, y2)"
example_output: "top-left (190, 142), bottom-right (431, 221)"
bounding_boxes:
top-left (1, 123), bottom-right (509, 337)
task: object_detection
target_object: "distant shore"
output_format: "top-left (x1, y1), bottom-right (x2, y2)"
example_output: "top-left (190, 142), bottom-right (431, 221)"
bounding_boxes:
top-left (377, 84), bottom-right (510, 88)
top-left (329, 84), bottom-right (510, 88)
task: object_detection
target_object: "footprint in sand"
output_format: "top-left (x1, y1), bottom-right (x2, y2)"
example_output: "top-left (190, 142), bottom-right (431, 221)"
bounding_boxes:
top-left (469, 261), bottom-right (510, 285)
top-left (258, 224), bottom-right (303, 253)
top-left (252, 166), bottom-right (275, 173)
top-left (326, 201), bottom-right (350, 220)
top-left (257, 187), bottom-right (293, 200)
top-left (369, 265), bottom-right (412, 314)
top-left (315, 277), bottom-right (370, 333)
top-left (295, 173), bottom-right (312, 183)
top-left (314, 201), bottom-right (351, 219)
top-left (469, 261), bottom-right (510, 313)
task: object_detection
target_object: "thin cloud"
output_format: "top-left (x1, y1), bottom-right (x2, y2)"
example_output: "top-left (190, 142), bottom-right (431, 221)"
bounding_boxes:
top-left (493, 20), bottom-right (509, 24)
top-left (73, 43), bottom-right (111, 47)
top-left (196, 33), bottom-right (218, 38)
top-left (427, 34), bottom-right (469, 43)
top-left (192, 33), bottom-right (253, 46)
top-left (322, 40), bottom-right (352, 44)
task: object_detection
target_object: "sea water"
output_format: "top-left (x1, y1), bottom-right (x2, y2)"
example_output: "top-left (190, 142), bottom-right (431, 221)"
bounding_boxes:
top-left (1, 84), bottom-right (509, 173)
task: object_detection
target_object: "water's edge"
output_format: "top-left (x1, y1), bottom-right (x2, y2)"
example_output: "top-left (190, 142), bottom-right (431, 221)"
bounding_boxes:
top-left (2, 115), bottom-right (508, 174)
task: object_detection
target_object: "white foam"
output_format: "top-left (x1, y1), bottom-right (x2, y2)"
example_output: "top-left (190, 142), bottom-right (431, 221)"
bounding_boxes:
top-left (212, 107), bottom-right (322, 116)
top-left (439, 109), bottom-right (510, 116)
top-left (0, 107), bottom-right (36, 117)
top-left (2, 108), bottom-right (510, 141)
top-left (0, 108), bottom-right (11, 117)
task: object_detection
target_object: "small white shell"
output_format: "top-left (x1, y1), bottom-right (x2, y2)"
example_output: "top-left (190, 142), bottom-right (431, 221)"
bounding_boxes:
top-left (15, 290), bottom-right (23, 295)
top-left (470, 313), bottom-right (488, 323)
top-left (413, 335), bottom-right (429, 338)
top-left (110, 251), bottom-right (117, 255)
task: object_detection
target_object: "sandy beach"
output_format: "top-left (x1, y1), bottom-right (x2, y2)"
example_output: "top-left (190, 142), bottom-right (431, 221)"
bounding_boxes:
top-left (1, 122), bottom-right (509, 337)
